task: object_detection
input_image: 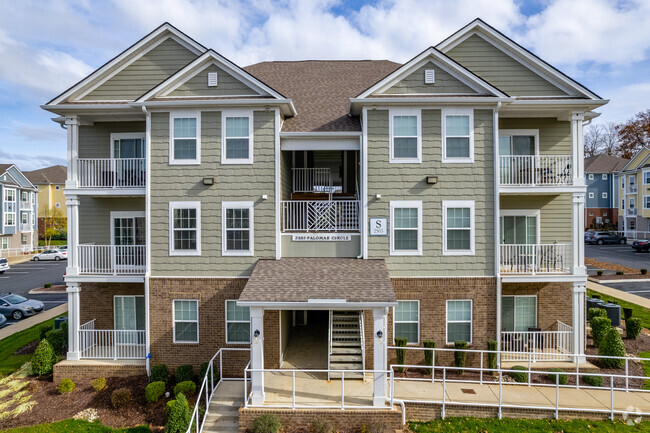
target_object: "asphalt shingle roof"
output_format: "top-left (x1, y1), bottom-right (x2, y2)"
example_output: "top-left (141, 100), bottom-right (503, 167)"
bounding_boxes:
top-left (584, 154), bottom-right (629, 173)
top-left (24, 165), bottom-right (67, 184)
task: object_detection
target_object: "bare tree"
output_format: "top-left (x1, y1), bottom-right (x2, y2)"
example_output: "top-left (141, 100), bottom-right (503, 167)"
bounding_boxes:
top-left (584, 124), bottom-right (604, 157)
top-left (601, 122), bottom-right (619, 155)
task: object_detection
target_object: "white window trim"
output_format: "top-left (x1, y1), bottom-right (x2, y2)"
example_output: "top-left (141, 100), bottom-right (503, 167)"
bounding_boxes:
top-left (4, 188), bottom-right (15, 202)
top-left (1, 238), bottom-right (9, 249)
top-left (169, 111), bottom-right (201, 165)
top-left (110, 132), bottom-right (146, 158)
top-left (21, 212), bottom-right (28, 224)
top-left (644, 170), bottom-right (650, 185)
top-left (221, 109), bottom-right (254, 165)
top-left (446, 299), bottom-right (473, 345)
top-left (389, 108), bottom-right (422, 164)
top-left (629, 174), bottom-right (635, 186)
top-left (169, 201), bottom-right (201, 256)
top-left (442, 200), bottom-right (475, 256)
top-left (502, 295), bottom-right (538, 332)
top-left (630, 197), bottom-right (636, 208)
top-left (498, 129), bottom-right (540, 156)
top-left (602, 173), bottom-right (607, 180)
top-left (588, 174), bottom-right (594, 180)
top-left (393, 300), bottom-right (420, 345)
top-left (499, 209), bottom-right (541, 245)
top-left (113, 295), bottom-right (145, 331)
top-left (4, 212), bottom-right (15, 226)
top-left (221, 201), bottom-right (254, 256)
top-left (588, 192), bottom-right (594, 198)
top-left (225, 300), bottom-right (251, 344)
top-left (602, 192), bottom-right (608, 199)
top-left (110, 211), bottom-right (146, 246)
top-left (644, 195), bottom-right (650, 210)
top-left (172, 299), bottom-right (199, 344)
top-left (442, 108), bottom-right (474, 163)
top-left (389, 200), bottom-right (422, 256)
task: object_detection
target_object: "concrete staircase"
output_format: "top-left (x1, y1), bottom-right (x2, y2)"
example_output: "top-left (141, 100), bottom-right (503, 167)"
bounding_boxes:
top-left (329, 311), bottom-right (364, 379)
top-left (202, 381), bottom-right (243, 433)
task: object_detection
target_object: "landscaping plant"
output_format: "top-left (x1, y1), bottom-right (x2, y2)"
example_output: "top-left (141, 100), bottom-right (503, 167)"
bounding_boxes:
top-left (173, 380), bottom-right (196, 398)
top-left (111, 388), bottom-right (132, 408)
top-left (145, 381), bottom-right (166, 403)
top-left (45, 328), bottom-right (66, 355)
top-left (395, 337), bottom-right (407, 373)
top-left (44, 283), bottom-right (52, 288)
top-left (31, 339), bottom-right (55, 376)
top-left (598, 327), bottom-right (626, 368)
top-left (487, 340), bottom-right (497, 371)
top-left (423, 340), bottom-right (435, 375)
top-left (252, 413), bottom-right (281, 433)
top-left (38, 324), bottom-right (53, 340)
top-left (546, 368), bottom-right (568, 385)
top-left (616, 271), bottom-right (624, 275)
top-left (453, 341), bottom-right (467, 375)
top-left (642, 268), bottom-right (648, 275)
top-left (57, 378), bottom-right (75, 394)
top-left (626, 317), bottom-right (643, 340)
top-left (582, 374), bottom-right (604, 387)
top-left (508, 366), bottom-right (528, 383)
top-left (623, 307), bottom-right (634, 321)
top-left (588, 307), bottom-right (607, 322)
top-left (175, 364), bottom-right (194, 383)
top-left (590, 316), bottom-right (612, 348)
top-left (311, 419), bottom-right (332, 433)
top-left (91, 377), bottom-right (106, 392)
top-left (596, 270), bottom-right (604, 276)
top-left (199, 361), bottom-right (216, 384)
top-left (151, 363), bottom-right (169, 384)
top-left (166, 393), bottom-right (191, 433)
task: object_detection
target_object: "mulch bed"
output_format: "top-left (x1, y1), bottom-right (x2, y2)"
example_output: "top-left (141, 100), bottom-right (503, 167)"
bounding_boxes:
top-left (586, 258), bottom-right (643, 275)
top-left (12, 340), bottom-right (39, 356)
top-left (29, 284), bottom-right (66, 293)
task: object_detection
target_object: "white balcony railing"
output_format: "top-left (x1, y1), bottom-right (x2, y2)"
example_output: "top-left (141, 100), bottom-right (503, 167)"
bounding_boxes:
top-left (19, 201), bottom-right (31, 210)
top-left (627, 185), bottom-right (638, 194)
top-left (77, 158), bottom-right (146, 188)
top-left (20, 223), bottom-right (31, 232)
top-left (501, 321), bottom-right (573, 361)
top-left (281, 200), bottom-right (359, 232)
top-left (292, 168), bottom-right (332, 194)
top-left (500, 243), bottom-right (571, 274)
top-left (78, 244), bottom-right (146, 275)
top-left (499, 155), bottom-right (572, 186)
top-left (626, 208), bottom-right (637, 216)
top-left (79, 320), bottom-right (145, 359)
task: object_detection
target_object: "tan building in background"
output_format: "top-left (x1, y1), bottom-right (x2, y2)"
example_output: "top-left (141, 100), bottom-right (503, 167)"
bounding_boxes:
top-left (24, 165), bottom-right (67, 235)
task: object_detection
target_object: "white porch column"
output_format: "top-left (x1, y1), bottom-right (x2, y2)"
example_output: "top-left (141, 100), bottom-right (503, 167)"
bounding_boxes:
top-left (65, 117), bottom-right (80, 189)
top-left (66, 197), bottom-right (80, 276)
top-left (570, 112), bottom-right (585, 187)
top-left (372, 307), bottom-right (388, 407)
top-left (66, 282), bottom-right (81, 360)
top-left (572, 282), bottom-right (587, 362)
top-left (572, 193), bottom-right (586, 276)
top-left (250, 307), bottom-right (265, 405)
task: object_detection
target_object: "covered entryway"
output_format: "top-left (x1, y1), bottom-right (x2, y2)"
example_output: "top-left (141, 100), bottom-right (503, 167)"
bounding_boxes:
top-left (281, 310), bottom-right (328, 369)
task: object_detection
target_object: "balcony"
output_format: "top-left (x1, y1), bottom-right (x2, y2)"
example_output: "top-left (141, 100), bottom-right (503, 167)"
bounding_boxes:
top-left (281, 200), bottom-right (359, 232)
top-left (20, 223), bottom-right (31, 232)
top-left (501, 321), bottom-right (574, 362)
top-left (500, 243), bottom-right (571, 274)
top-left (78, 245), bottom-right (146, 275)
top-left (79, 319), bottom-right (145, 359)
top-left (627, 185), bottom-right (638, 194)
top-left (626, 208), bottom-right (637, 216)
top-left (19, 201), bottom-right (31, 210)
top-left (499, 155), bottom-right (572, 187)
top-left (77, 158), bottom-right (145, 189)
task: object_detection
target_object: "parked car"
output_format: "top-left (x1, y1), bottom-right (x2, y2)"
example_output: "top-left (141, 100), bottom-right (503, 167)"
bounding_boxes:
top-left (32, 249), bottom-right (67, 261)
top-left (0, 314), bottom-right (6, 328)
top-left (584, 231), bottom-right (627, 245)
top-left (0, 257), bottom-right (9, 274)
top-left (632, 240), bottom-right (650, 252)
top-left (0, 293), bottom-right (44, 320)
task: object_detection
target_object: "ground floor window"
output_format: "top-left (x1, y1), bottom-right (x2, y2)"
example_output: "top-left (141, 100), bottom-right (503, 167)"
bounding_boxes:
top-left (1, 238), bottom-right (8, 249)
top-left (502, 296), bottom-right (537, 332)
top-left (446, 300), bottom-right (472, 344)
top-left (21, 234), bottom-right (28, 245)
top-left (394, 300), bottom-right (419, 343)
top-left (173, 300), bottom-right (198, 343)
top-left (226, 300), bottom-right (250, 343)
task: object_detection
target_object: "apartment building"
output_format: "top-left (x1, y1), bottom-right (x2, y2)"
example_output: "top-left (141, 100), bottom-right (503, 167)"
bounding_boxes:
top-left (0, 164), bottom-right (38, 252)
top-left (24, 164), bottom-right (67, 233)
top-left (584, 154), bottom-right (627, 229)
top-left (42, 19), bottom-right (606, 408)
top-left (616, 147), bottom-right (650, 238)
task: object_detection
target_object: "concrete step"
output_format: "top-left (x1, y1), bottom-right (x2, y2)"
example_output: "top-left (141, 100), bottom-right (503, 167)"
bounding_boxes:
top-left (209, 400), bottom-right (243, 410)
top-left (332, 341), bottom-right (361, 347)
top-left (329, 362), bottom-right (363, 370)
top-left (331, 347), bottom-right (362, 354)
top-left (330, 354), bottom-right (363, 362)
top-left (205, 413), bottom-right (238, 422)
top-left (203, 423), bottom-right (239, 433)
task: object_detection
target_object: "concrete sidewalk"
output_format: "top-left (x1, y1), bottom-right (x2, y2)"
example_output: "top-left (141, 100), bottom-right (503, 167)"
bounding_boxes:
top-left (587, 281), bottom-right (650, 309)
top-left (0, 303), bottom-right (67, 340)
top-left (7, 254), bottom-right (34, 265)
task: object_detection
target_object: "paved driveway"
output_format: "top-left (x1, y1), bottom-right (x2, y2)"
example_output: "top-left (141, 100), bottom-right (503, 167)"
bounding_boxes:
top-left (586, 244), bottom-right (650, 269)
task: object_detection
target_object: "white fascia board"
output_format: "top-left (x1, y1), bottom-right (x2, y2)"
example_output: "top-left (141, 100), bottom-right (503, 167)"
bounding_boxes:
top-left (65, 275), bottom-right (146, 283)
top-left (280, 131), bottom-right (361, 137)
top-left (349, 96), bottom-right (512, 115)
top-left (129, 99), bottom-right (296, 117)
top-left (235, 301), bottom-right (398, 309)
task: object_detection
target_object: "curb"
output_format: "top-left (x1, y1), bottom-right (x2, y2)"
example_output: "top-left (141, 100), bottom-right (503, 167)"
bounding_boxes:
top-left (588, 278), bottom-right (650, 284)
top-left (587, 281), bottom-right (650, 309)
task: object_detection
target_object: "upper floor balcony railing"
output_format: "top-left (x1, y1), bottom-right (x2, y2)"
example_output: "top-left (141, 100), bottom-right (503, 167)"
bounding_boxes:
top-left (77, 158), bottom-right (146, 189)
top-left (626, 208), bottom-right (637, 216)
top-left (281, 200), bottom-right (359, 232)
top-left (20, 223), bottom-right (31, 232)
top-left (627, 185), bottom-right (638, 194)
top-left (19, 201), bottom-right (31, 210)
top-left (499, 155), bottom-right (572, 187)
top-left (293, 168), bottom-right (333, 194)
top-left (78, 244), bottom-right (146, 275)
top-left (500, 243), bottom-right (572, 274)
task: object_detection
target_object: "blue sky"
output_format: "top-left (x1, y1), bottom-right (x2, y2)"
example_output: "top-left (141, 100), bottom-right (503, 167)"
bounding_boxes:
top-left (0, 0), bottom-right (649, 171)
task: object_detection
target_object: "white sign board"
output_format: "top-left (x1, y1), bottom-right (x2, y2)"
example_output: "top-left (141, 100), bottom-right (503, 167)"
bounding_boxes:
top-left (292, 234), bottom-right (352, 242)
top-left (369, 218), bottom-right (388, 236)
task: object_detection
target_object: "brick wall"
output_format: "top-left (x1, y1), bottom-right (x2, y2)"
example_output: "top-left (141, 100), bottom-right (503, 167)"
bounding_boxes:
top-left (502, 282), bottom-right (573, 331)
top-left (53, 360), bottom-right (145, 383)
top-left (79, 282), bottom-right (144, 329)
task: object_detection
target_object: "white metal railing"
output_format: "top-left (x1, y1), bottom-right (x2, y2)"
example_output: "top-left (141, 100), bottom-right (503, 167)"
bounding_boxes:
top-left (501, 325), bottom-right (573, 361)
top-left (78, 244), bottom-right (146, 275)
top-left (617, 230), bottom-right (650, 241)
top-left (77, 158), bottom-right (146, 188)
top-left (281, 200), bottom-right (359, 232)
top-left (626, 207), bottom-right (637, 216)
top-left (499, 155), bottom-right (572, 186)
top-left (627, 185), bottom-right (638, 194)
top-left (292, 168), bottom-right (332, 194)
top-left (19, 201), bottom-right (31, 210)
top-left (0, 246), bottom-right (47, 258)
top-left (19, 223), bottom-right (31, 232)
top-left (78, 325), bottom-right (145, 360)
top-left (499, 243), bottom-right (571, 274)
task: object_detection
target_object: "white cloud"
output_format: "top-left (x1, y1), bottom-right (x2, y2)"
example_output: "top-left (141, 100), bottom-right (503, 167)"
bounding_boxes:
top-left (595, 81), bottom-right (650, 125)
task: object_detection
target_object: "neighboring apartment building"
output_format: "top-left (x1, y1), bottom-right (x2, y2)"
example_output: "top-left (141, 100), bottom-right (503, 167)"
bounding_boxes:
top-left (43, 20), bottom-right (605, 409)
top-left (0, 164), bottom-right (38, 252)
top-left (616, 147), bottom-right (650, 238)
top-left (584, 154), bottom-right (628, 229)
top-left (24, 165), bottom-right (67, 233)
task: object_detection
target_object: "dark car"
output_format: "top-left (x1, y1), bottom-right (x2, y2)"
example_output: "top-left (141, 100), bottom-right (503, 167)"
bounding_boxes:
top-left (633, 240), bottom-right (650, 252)
top-left (584, 231), bottom-right (627, 245)
top-left (0, 293), bottom-right (45, 320)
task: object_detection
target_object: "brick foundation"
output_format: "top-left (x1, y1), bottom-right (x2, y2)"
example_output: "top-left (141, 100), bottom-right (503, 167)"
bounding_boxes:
top-left (53, 360), bottom-right (145, 383)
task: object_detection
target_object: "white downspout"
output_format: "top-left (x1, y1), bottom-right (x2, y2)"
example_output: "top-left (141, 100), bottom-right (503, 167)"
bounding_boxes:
top-left (494, 102), bottom-right (502, 367)
top-left (142, 105), bottom-right (152, 376)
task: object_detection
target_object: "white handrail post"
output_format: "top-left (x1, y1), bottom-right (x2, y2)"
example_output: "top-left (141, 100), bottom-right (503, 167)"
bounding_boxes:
top-left (555, 372), bottom-right (559, 420)
top-left (480, 352), bottom-right (483, 385)
top-left (576, 355), bottom-right (580, 389)
top-left (220, 351), bottom-right (223, 383)
top-left (441, 368), bottom-right (446, 420)
top-left (498, 370), bottom-right (503, 419)
top-left (341, 371), bottom-right (345, 410)
top-left (528, 352), bottom-right (532, 386)
top-left (113, 331), bottom-right (117, 360)
top-left (390, 369), bottom-right (394, 408)
top-left (292, 371), bottom-right (296, 410)
top-left (610, 375), bottom-right (614, 421)
top-left (244, 367), bottom-right (248, 408)
top-left (432, 348), bottom-right (435, 383)
top-left (625, 358), bottom-right (629, 392)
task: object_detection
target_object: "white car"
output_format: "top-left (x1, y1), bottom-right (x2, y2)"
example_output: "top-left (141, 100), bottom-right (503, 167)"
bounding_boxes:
top-left (32, 249), bottom-right (67, 261)
top-left (0, 257), bottom-right (9, 274)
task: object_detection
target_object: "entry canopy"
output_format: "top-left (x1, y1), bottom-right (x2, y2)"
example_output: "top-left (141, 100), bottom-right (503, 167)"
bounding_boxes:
top-left (238, 258), bottom-right (397, 308)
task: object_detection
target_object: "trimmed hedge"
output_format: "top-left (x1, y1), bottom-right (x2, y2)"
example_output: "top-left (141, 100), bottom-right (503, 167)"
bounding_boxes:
top-left (31, 339), bottom-right (55, 376)
top-left (175, 364), bottom-right (194, 384)
top-left (423, 340), bottom-right (435, 375)
top-left (626, 317), bottom-right (643, 340)
top-left (111, 388), bottom-right (132, 408)
top-left (395, 337), bottom-right (407, 373)
top-left (588, 307), bottom-right (607, 322)
top-left (91, 377), bottom-right (106, 392)
top-left (454, 341), bottom-right (467, 375)
top-left (166, 393), bottom-right (190, 433)
top-left (487, 340), bottom-right (497, 370)
top-left (151, 364), bottom-right (169, 384)
top-left (582, 375), bottom-right (604, 387)
top-left (57, 378), bottom-right (75, 394)
top-left (598, 327), bottom-right (625, 368)
top-left (590, 316), bottom-right (611, 348)
top-left (146, 381), bottom-right (166, 403)
top-left (45, 328), bottom-right (66, 356)
top-left (252, 413), bottom-right (281, 433)
top-left (39, 324), bottom-right (53, 340)
top-left (546, 368), bottom-right (568, 385)
top-left (508, 366), bottom-right (528, 383)
top-left (174, 380), bottom-right (196, 398)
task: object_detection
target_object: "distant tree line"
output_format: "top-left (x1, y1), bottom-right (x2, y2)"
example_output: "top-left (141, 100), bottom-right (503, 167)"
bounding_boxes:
top-left (584, 109), bottom-right (650, 159)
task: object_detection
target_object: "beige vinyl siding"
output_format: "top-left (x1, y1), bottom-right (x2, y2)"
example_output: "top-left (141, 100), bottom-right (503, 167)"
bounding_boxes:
top-left (78, 197), bottom-right (145, 244)
top-left (82, 38), bottom-right (198, 101)
top-left (149, 110), bottom-right (276, 277)
top-left (381, 62), bottom-right (478, 95)
top-left (168, 64), bottom-right (259, 97)
top-left (79, 122), bottom-right (146, 158)
top-left (500, 195), bottom-right (572, 243)
top-left (367, 109), bottom-right (495, 276)
top-left (446, 34), bottom-right (569, 97)
top-left (499, 118), bottom-right (571, 155)
top-left (625, 149), bottom-right (650, 171)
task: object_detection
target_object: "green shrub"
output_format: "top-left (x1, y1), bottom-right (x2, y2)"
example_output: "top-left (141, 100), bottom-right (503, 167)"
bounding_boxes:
top-left (454, 341), bottom-right (467, 375)
top-left (487, 340), bottom-right (498, 370)
top-left (395, 337), bottom-right (407, 373)
top-left (311, 419), bottom-right (332, 433)
top-left (508, 366), bottom-right (528, 383)
top-left (252, 413), bottom-right (281, 433)
top-left (45, 328), bottom-right (66, 355)
top-left (146, 381), bottom-right (166, 403)
top-left (623, 308), bottom-right (634, 321)
top-left (627, 317), bottom-right (643, 340)
top-left (597, 270), bottom-right (604, 276)
top-left (91, 377), bottom-right (106, 392)
top-left (642, 269), bottom-right (648, 275)
top-left (166, 399), bottom-right (175, 416)
top-left (39, 324), bottom-right (53, 340)
top-left (590, 316), bottom-right (612, 348)
top-left (151, 364), bottom-right (169, 384)
top-left (616, 271), bottom-right (624, 275)
top-left (546, 368), bottom-right (568, 385)
top-left (199, 361), bottom-right (216, 384)
top-left (166, 393), bottom-right (190, 433)
top-left (31, 339), bottom-right (55, 376)
top-left (174, 380), bottom-right (196, 398)
top-left (175, 364), bottom-right (194, 384)
top-left (588, 307), bottom-right (607, 322)
top-left (598, 327), bottom-right (626, 368)
top-left (111, 388), bottom-right (132, 408)
top-left (44, 283), bottom-right (52, 288)
top-left (57, 378), bottom-right (75, 394)
top-left (582, 374), bottom-right (604, 387)
top-left (423, 340), bottom-right (435, 375)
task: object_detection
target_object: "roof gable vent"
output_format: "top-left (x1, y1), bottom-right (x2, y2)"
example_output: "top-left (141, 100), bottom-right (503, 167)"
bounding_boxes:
top-left (207, 72), bottom-right (218, 87)
top-left (424, 69), bottom-right (435, 84)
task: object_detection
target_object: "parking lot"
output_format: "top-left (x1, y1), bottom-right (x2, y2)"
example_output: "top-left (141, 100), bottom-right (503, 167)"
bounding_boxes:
top-left (586, 243), bottom-right (650, 299)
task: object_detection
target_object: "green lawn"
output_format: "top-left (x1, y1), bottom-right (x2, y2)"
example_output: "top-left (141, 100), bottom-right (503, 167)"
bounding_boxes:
top-left (588, 288), bottom-right (650, 329)
top-left (0, 314), bottom-right (67, 377)
top-left (37, 240), bottom-right (66, 246)
top-left (2, 419), bottom-right (151, 432)
top-left (410, 418), bottom-right (646, 432)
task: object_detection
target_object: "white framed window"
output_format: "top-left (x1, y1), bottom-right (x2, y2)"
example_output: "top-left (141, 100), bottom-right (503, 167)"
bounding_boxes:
top-left (500, 210), bottom-right (539, 245)
top-left (621, 177), bottom-right (625, 189)
top-left (442, 108), bottom-right (474, 163)
top-left (502, 295), bottom-right (537, 332)
top-left (114, 295), bottom-right (145, 334)
top-left (169, 201), bottom-right (201, 256)
top-left (222, 201), bottom-right (254, 256)
top-left (173, 300), bottom-right (198, 343)
top-left (602, 174), bottom-right (607, 180)
top-left (621, 199), bottom-right (625, 210)
top-left (644, 196), bottom-right (650, 209)
top-left (4, 188), bottom-right (15, 202)
top-left (602, 192), bottom-right (608, 199)
top-left (55, 185), bottom-right (60, 190)
top-left (588, 192), bottom-right (594, 198)
top-left (169, 111), bottom-right (200, 165)
top-left (443, 200), bottom-right (475, 255)
top-left (225, 300), bottom-right (251, 344)
top-left (390, 200), bottom-right (422, 255)
top-left (630, 197), bottom-right (636, 209)
top-left (4, 213), bottom-right (15, 226)
top-left (644, 171), bottom-right (650, 185)
top-left (31, 192), bottom-right (35, 203)
top-left (446, 300), bottom-right (472, 344)
top-left (629, 175), bottom-right (635, 186)
top-left (588, 174), bottom-right (594, 180)
top-left (222, 110), bottom-right (254, 164)
top-left (21, 234), bottom-right (28, 245)
top-left (389, 109), bottom-right (421, 163)
top-left (110, 132), bottom-right (146, 158)
top-left (21, 191), bottom-right (28, 202)
top-left (21, 213), bottom-right (28, 225)
top-left (1, 238), bottom-right (9, 249)
top-left (393, 300), bottom-right (419, 344)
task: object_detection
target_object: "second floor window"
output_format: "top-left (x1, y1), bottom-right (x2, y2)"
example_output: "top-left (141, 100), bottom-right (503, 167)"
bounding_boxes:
top-left (443, 200), bottom-right (475, 255)
top-left (645, 196), bottom-right (650, 209)
top-left (169, 201), bottom-right (201, 256)
top-left (4, 189), bottom-right (15, 202)
top-left (645, 171), bottom-right (650, 184)
top-left (21, 213), bottom-right (28, 225)
top-left (21, 191), bottom-right (28, 202)
top-left (170, 112), bottom-right (200, 165)
top-left (389, 109), bottom-right (421, 163)
top-left (222, 202), bottom-right (254, 256)
top-left (222, 111), bottom-right (253, 164)
top-left (4, 213), bottom-right (15, 226)
top-left (390, 200), bottom-right (422, 255)
top-left (442, 109), bottom-right (474, 163)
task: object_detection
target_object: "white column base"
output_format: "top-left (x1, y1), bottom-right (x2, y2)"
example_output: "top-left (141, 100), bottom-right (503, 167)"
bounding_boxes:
top-left (67, 352), bottom-right (80, 361)
top-left (372, 307), bottom-right (388, 407)
top-left (66, 283), bottom-right (81, 361)
top-left (572, 282), bottom-right (586, 360)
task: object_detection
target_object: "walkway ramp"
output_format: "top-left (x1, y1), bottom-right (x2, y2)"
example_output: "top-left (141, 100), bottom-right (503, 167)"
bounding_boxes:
top-left (203, 381), bottom-right (243, 433)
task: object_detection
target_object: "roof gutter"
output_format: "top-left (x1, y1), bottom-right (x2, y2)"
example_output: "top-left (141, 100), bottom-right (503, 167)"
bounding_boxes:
top-left (128, 99), bottom-right (297, 116)
top-left (349, 97), bottom-right (513, 115)
top-left (236, 301), bottom-right (398, 309)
